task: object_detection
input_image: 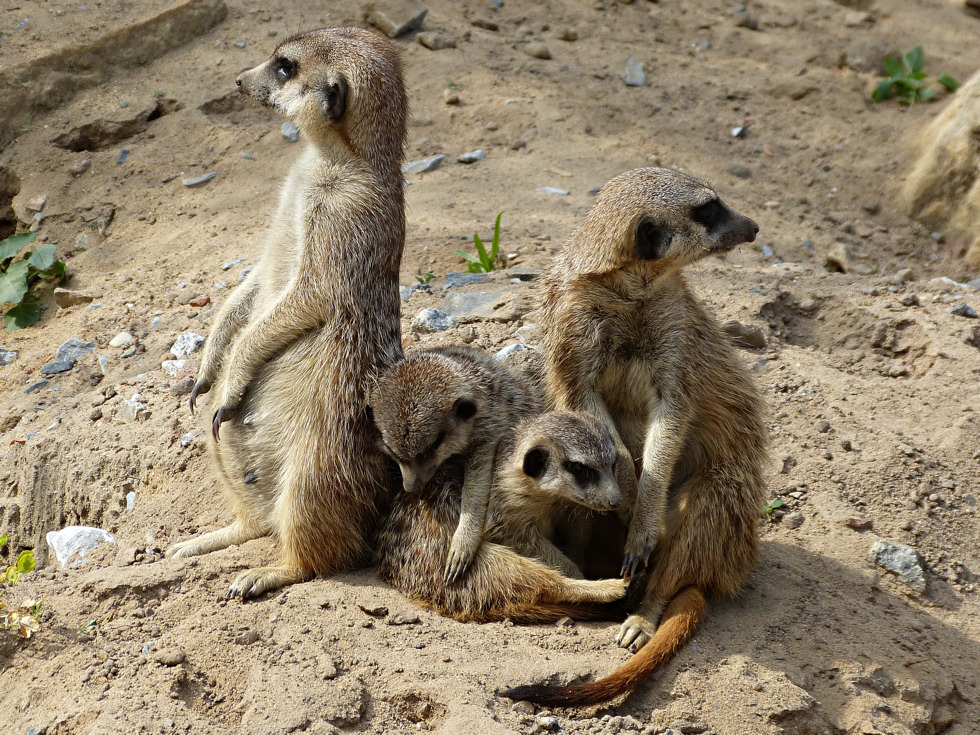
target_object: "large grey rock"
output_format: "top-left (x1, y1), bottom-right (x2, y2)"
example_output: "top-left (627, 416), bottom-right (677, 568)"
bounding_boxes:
top-left (443, 291), bottom-right (512, 320)
top-left (869, 538), bottom-right (927, 593)
top-left (46, 525), bottom-right (117, 567)
top-left (0, 347), bottom-right (17, 366)
top-left (443, 272), bottom-right (490, 290)
top-left (56, 337), bottom-right (96, 363)
top-left (905, 68), bottom-right (980, 267)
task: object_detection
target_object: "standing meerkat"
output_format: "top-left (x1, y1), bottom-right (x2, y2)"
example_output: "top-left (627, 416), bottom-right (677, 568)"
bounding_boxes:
top-left (165, 27), bottom-right (407, 599)
top-left (504, 167), bottom-right (767, 705)
top-left (371, 392), bottom-right (628, 621)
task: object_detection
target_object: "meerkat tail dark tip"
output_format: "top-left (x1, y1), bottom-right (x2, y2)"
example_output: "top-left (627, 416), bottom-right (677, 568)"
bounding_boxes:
top-left (501, 586), bottom-right (706, 707)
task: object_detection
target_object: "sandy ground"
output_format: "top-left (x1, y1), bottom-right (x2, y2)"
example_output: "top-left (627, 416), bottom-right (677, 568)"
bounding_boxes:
top-left (1, 0), bottom-right (979, 733)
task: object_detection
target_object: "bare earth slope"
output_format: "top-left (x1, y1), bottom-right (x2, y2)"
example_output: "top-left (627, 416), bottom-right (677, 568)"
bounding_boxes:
top-left (0, 1), bottom-right (978, 733)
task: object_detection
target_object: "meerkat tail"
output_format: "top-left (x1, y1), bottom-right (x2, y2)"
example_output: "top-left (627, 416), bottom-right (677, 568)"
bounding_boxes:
top-left (495, 600), bottom-right (626, 625)
top-left (501, 586), bottom-right (705, 707)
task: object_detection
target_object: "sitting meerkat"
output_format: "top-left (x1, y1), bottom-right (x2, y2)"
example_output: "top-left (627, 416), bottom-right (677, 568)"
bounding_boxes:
top-left (504, 167), bottom-right (767, 705)
top-left (165, 27), bottom-right (407, 598)
top-left (367, 345), bottom-right (539, 584)
top-left (371, 400), bottom-right (628, 622)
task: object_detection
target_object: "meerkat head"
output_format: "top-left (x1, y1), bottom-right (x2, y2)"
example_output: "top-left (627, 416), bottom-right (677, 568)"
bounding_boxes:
top-left (236, 26), bottom-right (407, 169)
top-left (562, 167), bottom-right (759, 277)
top-left (510, 412), bottom-right (623, 511)
top-left (368, 352), bottom-right (485, 493)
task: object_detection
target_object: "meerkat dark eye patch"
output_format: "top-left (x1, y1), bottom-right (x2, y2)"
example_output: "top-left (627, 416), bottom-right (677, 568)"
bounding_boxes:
top-left (318, 75), bottom-right (349, 122)
top-left (273, 57), bottom-right (296, 83)
top-left (453, 398), bottom-right (477, 422)
top-left (523, 447), bottom-right (549, 479)
top-left (564, 461), bottom-right (600, 487)
top-left (694, 199), bottom-right (759, 249)
top-left (635, 217), bottom-right (672, 261)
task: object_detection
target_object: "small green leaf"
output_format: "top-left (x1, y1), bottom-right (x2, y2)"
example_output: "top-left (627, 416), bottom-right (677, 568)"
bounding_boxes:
top-left (472, 232), bottom-right (489, 266)
top-left (920, 87), bottom-right (937, 101)
top-left (0, 232), bottom-right (37, 262)
top-left (883, 56), bottom-right (903, 78)
top-left (15, 549), bottom-right (35, 575)
top-left (936, 72), bottom-right (960, 92)
top-left (4, 301), bottom-right (42, 331)
top-left (454, 249), bottom-right (483, 265)
top-left (27, 243), bottom-right (56, 271)
top-left (0, 259), bottom-right (30, 305)
top-left (5, 567), bottom-right (18, 585)
top-left (0, 533), bottom-right (8, 548)
top-left (489, 212), bottom-right (502, 265)
top-left (871, 80), bottom-right (894, 102)
top-left (903, 46), bottom-right (924, 74)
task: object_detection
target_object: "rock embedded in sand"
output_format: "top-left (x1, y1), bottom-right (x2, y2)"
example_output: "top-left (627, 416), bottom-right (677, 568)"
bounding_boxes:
top-left (170, 331), bottom-right (206, 357)
top-left (364, 5), bottom-right (428, 38)
top-left (108, 332), bottom-right (134, 348)
top-left (622, 56), bottom-right (646, 86)
top-left (524, 41), bottom-right (553, 60)
top-left (418, 31), bottom-right (455, 50)
top-left (45, 525), bottom-right (117, 567)
top-left (722, 320), bottom-right (767, 349)
top-left (56, 337), bottom-right (96, 362)
top-left (411, 308), bottom-right (457, 333)
top-left (868, 538), bottom-right (927, 593)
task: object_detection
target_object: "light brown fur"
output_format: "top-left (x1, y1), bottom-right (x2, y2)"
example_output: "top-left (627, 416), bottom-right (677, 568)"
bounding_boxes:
top-left (165, 27), bottom-right (407, 598)
top-left (505, 167), bottom-right (767, 705)
top-left (372, 401), bottom-right (628, 622)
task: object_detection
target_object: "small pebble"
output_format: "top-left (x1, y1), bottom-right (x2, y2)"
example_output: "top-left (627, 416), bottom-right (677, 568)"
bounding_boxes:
top-left (537, 187), bottom-right (570, 195)
top-left (182, 172), bottom-right (217, 187)
top-left (728, 162), bottom-right (752, 179)
top-left (457, 149), bottom-right (486, 164)
top-left (281, 121), bottom-right (300, 143)
top-left (622, 56), bottom-right (646, 86)
top-left (109, 332), bottom-right (134, 348)
top-left (951, 303), bottom-right (978, 318)
top-left (524, 41), bottom-right (552, 60)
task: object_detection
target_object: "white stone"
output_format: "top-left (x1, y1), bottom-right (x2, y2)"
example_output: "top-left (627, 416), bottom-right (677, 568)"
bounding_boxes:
top-left (170, 331), bottom-right (206, 357)
top-left (162, 359), bottom-right (186, 377)
top-left (46, 525), bottom-right (117, 567)
top-left (109, 332), bottom-right (134, 348)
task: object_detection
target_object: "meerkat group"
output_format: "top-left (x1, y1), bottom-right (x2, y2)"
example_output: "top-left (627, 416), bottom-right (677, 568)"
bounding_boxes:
top-left (166, 26), bottom-right (768, 709)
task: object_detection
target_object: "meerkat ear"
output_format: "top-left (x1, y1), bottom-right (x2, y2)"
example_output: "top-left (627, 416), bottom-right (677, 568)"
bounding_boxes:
top-left (453, 398), bottom-right (477, 421)
top-left (522, 446), bottom-right (550, 479)
top-left (634, 216), bottom-right (672, 260)
top-left (318, 75), bottom-right (349, 122)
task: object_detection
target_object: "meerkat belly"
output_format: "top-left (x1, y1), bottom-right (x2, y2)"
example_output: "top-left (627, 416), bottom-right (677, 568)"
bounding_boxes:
top-left (596, 360), bottom-right (656, 457)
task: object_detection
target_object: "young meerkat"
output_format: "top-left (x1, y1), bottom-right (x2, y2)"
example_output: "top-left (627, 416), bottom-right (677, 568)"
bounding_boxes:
top-left (504, 167), bottom-right (767, 705)
top-left (165, 27), bottom-right (407, 598)
top-left (368, 345), bottom-right (538, 584)
top-left (372, 400), bottom-right (628, 622)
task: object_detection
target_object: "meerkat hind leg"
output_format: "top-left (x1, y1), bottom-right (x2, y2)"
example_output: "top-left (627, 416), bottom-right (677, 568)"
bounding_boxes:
top-left (165, 520), bottom-right (265, 560)
top-left (616, 595), bottom-right (667, 651)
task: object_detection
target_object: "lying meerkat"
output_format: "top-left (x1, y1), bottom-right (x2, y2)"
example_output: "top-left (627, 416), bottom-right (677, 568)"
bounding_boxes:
top-left (504, 167), bottom-right (767, 705)
top-left (368, 345), bottom-right (539, 584)
top-left (372, 403), bottom-right (628, 622)
top-left (165, 27), bottom-right (407, 598)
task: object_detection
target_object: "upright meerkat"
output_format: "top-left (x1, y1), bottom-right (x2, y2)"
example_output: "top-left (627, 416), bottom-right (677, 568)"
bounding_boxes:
top-left (368, 345), bottom-right (540, 584)
top-left (165, 28), bottom-right (407, 598)
top-left (504, 168), bottom-right (767, 705)
top-left (372, 394), bottom-right (628, 621)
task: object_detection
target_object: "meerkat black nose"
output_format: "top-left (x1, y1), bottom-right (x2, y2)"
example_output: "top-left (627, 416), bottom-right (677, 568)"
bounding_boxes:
top-left (236, 76), bottom-right (243, 87)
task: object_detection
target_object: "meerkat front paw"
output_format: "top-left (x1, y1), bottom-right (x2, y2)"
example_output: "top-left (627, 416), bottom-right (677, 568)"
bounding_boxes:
top-left (166, 539), bottom-right (203, 559)
top-left (444, 531), bottom-right (480, 585)
top-left (622, 525), bottom-right (657, 577)
top-left (227, 566), bottom-right (302, 599)
top-left (616, 613), bottom-right (656, 651)
top-left (595, 576), bottom-right (630, 602)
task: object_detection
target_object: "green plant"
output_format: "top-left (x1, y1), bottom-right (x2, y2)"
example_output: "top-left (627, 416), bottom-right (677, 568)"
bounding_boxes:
top-left (1, 597), bottom-right (43, 638)
top-left (0, 534), bottom-right (35, 586)
top-left (456, 212), bottom-right (503, 274)
top-left (762, 498), bottom-right (785, 520)
top-left (445, 78), bottom-right (466, 90)
top-left (871, 46), bottom-right (959, 104)
top-left (415, 270), bottom-right (436, 286)
top-left (0, 232), bottom-right (67, 331)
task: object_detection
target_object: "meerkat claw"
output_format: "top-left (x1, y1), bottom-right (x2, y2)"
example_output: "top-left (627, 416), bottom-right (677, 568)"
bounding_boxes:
top-left (189, 379), bottom-right (210, 415)
top-left (212, 406), bottom-right (230, 442)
